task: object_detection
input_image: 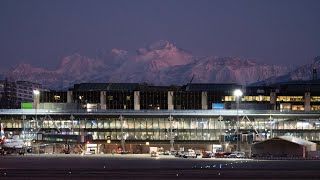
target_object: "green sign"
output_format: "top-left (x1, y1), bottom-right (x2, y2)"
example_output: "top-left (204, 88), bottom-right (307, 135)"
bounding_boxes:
top-left (21, 103), bottom-right (33, 109)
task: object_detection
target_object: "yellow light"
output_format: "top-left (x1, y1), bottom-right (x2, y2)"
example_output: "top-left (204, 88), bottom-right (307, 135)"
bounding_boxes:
top-left (146, 142), bottom-right (149, 145)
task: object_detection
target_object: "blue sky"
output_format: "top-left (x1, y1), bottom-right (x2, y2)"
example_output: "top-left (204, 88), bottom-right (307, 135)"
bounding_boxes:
top-left (0, 0), bottom-right (319, 71)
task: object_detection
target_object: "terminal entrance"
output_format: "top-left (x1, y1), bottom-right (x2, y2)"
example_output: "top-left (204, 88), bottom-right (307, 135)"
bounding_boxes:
top-left (86, 144), bottom-right (97, 154)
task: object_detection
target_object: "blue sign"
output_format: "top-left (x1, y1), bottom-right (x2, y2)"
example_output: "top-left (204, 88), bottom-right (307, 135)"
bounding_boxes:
top-left (212, 103), bottom-right (224, 109)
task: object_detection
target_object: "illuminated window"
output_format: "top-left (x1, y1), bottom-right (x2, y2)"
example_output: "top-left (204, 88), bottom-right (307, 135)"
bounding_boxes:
top-left (277, 96), bottom-right (303, 102)
top-left (244, 96), bottom-right (253, 101)
top-left (54, 95), bottom-right (60, 101)
top-left (224, 96), bottom-right (235, 101)
top-left (297, 121), bottom-right (309, 129)
top-left (280, 103), bottom-right (291, 111)
top-left (243, 96), bottom-right (270, 102)
top-left (108, 96), bottom-right (113, 101)
top-left (292, 105), bottom-right (304, 111)
top-left (311, 105), bottom-right (320, 110)
top-left (311, 96), bottom-right (320, 102)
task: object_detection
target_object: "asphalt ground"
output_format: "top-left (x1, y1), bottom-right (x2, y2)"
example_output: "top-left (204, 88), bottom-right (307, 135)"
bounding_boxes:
top-left (0, 154), bottom-right (320, 179)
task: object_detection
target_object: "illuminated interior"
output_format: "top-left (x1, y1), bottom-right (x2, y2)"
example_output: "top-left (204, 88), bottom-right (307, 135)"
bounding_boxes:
top-left (224, 96), bottom-right (270, 102)
top-left (311, 96), bottom-right (320, 102)
top-left (291, 105), bottom-right (304, 111)
top-left (276, 96), bottom-right (304, 102)
top-left (311, 105), bottom-right (320, 110)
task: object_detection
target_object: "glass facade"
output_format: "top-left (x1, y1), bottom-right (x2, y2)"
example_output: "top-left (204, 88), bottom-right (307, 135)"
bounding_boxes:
top-left (2, 113), bottom-right (320, 143)
top-left (140, 91), bottom-right (168, 110)
top-left (40, 91), bottom-right (68, 103)
top-left (174, 91), bottom-right (202, 110)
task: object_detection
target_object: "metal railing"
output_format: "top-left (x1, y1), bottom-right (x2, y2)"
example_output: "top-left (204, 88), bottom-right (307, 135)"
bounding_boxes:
top-left (0, 109), bottom-right (319, 117)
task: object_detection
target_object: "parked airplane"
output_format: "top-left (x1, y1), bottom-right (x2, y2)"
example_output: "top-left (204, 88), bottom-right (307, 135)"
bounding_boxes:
top-left (0, 123), bottom-right (25, 155)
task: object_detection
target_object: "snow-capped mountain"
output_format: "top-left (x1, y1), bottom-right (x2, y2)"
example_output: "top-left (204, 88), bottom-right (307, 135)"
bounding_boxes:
top-left (160, 57), bottom-right (291, 86)
top-left (5, 40), bottom-right (313, 90)
top-left (252, 56), bottom-right (320, 86)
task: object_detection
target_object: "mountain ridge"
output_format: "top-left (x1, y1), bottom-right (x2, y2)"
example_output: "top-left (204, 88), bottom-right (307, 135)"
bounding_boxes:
top-left (4, 40), bottom-right (316, 90)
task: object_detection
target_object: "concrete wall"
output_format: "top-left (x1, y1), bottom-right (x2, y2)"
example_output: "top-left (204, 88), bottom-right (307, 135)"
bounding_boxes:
top-left (100, 91), bottom-right (106, 110)
top-left (304, 92), bottom-right (311, 112)
top-left (201, 92), bottom-right (208, 110)
top-left (67, 91), bottom-right (73, 103)
top-left (168, 91), bottom-right (174, 110)
top-left (270, 92), bottom-right (277, 110)
top-left (134, 91), bottom-right (140, 110)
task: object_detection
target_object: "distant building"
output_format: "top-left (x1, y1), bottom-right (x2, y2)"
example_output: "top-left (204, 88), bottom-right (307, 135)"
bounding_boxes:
top-left (0, 80), bottom-right (47, 108)
top-left (39, 83), bottom-right (242, 110)
top-left (0, 79), bottom-right (18, 109)
top-left (2, 81), bottom-right (320, 154)
top-left (247, 80), bottom-right (320, 111)
top-left (37, 80), bottom-right (320, 112)
top-left (16, 81), bottom-right (46, 103)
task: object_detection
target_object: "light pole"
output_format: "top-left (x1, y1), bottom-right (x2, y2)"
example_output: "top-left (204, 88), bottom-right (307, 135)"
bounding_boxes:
top-left (120, 115), bottom-right (125, 152)
top-left (33, 89), bottom-right (40, 121)
top-left (33, 89), bottom-right (40, 155)
top-left (233, 89), bottom-right (243, 152)
top-left (169, 115), bottom-right (174, 152)
top-left (269, 115), bottom-right (273, 139)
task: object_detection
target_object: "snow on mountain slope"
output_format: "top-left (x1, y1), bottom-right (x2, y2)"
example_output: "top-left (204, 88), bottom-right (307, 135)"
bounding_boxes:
top-left (254, 56), bottom-right (320, 86)
top-left (160, 57), bottom-right (290, 86)
top-left (4, 40), bottom-right (311, 90)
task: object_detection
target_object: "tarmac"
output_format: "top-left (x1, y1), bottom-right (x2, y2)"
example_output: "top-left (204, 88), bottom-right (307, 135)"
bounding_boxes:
top-left (0, 154), bottom-right (319, 179)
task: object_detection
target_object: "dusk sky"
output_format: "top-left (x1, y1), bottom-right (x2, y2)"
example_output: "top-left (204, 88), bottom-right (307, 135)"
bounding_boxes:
top-left (1, 0), bottom-right (320, 72)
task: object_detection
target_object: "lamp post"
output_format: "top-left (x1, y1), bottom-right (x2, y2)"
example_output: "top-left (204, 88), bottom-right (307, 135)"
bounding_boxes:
top-left (233, 89), bottom-right (243, 152)
top-left (33, 89), bottom-right (40, 155)
top-left (120, 115), bottom-right (125, 152)
top-left (269, 115), bottom-right (273, 139)
top-left (33, 89), bottom-right (40, 121)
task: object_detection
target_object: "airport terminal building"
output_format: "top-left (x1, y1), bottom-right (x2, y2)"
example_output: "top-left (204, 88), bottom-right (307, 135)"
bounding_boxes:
top-left (1, 81), bottom-right (320, 154)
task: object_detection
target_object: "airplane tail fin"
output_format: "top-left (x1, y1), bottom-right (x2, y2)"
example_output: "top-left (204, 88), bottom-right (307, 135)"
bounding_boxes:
top-left (1, 123), bottom-right (5, 144)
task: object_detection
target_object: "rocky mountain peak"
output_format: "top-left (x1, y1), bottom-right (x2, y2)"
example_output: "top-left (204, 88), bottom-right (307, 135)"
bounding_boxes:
top-left (147, 40), bottom-right (177, 51)
top-left (110, 49), bottom-right (128, 58)
top-left (4, 41), bottom-right (316, 90)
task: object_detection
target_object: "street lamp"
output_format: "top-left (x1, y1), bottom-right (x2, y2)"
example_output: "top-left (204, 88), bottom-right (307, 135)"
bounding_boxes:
top-left (233, 89), bottom-right (243, 152)
top-left (33, 89), bottom-right (40, 155)
top-left (33, 89), bottom-right (40, 120)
